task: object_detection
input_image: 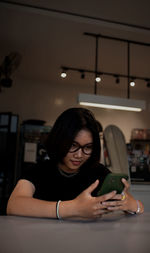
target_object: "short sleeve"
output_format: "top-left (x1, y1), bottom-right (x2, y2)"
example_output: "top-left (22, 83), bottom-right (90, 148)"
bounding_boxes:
top-left (20, 163), bottom-right (40, 188)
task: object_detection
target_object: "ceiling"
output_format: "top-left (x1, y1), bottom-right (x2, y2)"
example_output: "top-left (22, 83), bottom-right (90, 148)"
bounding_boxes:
top-left (0, 0), bottom-right (150, 96)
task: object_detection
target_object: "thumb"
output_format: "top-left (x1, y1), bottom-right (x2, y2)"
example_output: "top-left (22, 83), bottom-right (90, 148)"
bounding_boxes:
top-left (122, 178), bottom-right (130, 192)
top-left (86, 179), bottom-right (99, 194)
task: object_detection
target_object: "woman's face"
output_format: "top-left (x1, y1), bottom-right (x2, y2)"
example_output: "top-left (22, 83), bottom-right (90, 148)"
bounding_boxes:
top-left (58, 129), bottom-right (93, 174)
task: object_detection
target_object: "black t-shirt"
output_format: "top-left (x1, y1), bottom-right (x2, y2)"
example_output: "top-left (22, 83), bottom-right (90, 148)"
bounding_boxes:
top-left (21, 160), bottom-right (110, 201)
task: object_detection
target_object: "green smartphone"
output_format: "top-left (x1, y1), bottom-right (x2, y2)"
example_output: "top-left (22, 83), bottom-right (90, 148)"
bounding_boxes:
top-left (97, 173), bottom-right (129, 196)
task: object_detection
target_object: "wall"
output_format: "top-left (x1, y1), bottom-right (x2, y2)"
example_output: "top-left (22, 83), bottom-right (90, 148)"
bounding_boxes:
top-left (0, 76), bottom-right (150, 143)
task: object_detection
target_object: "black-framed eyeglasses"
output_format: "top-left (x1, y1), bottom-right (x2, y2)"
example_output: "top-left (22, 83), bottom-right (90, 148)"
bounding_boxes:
top-left (69, 142), bottom-right (93, 155)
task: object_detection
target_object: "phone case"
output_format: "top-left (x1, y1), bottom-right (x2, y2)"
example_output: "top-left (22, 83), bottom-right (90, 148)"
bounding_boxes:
top-left (97, 173), bottom-right (129, 196)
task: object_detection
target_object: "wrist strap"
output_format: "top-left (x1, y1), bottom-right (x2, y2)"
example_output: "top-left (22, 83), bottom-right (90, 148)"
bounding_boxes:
top-left (56, 200), bottom-right (61, 219)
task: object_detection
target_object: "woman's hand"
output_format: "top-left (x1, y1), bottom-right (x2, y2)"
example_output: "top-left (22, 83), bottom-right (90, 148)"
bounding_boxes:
top-left (101, 178), bottom-right (144, 214)
top-left (73, 180), bottom-right (117, 219)
top-left (59, 178), bottom-right (144, 219)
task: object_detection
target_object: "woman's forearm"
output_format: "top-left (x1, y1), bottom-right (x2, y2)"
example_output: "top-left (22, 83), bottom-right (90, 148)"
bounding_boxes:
top-left (7, 196), bottom-right (58, 218)
top-left (7, 196), bottom-right (78, 219)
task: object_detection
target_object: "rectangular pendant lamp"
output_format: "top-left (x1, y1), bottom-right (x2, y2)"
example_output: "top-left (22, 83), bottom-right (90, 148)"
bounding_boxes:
top-left (78, 93), bottom-right (146, 112)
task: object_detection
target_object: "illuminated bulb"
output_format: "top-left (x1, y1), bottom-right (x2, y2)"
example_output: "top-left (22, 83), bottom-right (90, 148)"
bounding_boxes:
top-left (95, 76), bottom-right (101, 82)
top-left (61, 72), bottom-right (67, 78)
top-left (130, 81), bottom-right (135, 87)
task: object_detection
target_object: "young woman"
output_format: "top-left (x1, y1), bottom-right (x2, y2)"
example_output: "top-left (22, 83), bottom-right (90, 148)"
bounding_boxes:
top-left (7, 108), bottom-right (144, 219)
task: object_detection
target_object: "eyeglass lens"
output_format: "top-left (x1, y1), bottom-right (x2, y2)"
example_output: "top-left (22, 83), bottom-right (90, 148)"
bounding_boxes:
top-left (69, 142), bottom-right (93, 155)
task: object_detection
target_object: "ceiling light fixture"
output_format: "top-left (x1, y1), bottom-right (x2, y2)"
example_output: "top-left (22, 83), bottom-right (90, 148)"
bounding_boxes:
top-left (60, 68), bottom-right (67, 78)
top-left (80, 70), bottom-right (85, 79)
top-left (95, 76), bottom-right (101, 82)
top-left (115, 75), bottom-right (120, 84)
top-left (61, 32), bottom-right (150, 111)
top-left (60, 72), bottom-right (67, 78)
top-left (146, 79), bottom-right (150, 88)
top-left (129, 76), bottom-right (136, 87)
top-left (147, 82), bottom-right (150, 87)
top-left (78, 93), bottom-right (145, 112)
top-left (130, 80), bottom-right (135, 87)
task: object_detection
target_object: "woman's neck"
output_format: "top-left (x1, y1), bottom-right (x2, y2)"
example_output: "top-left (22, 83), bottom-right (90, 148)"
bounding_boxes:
top-left (58, 162), bottom-right (79, 175)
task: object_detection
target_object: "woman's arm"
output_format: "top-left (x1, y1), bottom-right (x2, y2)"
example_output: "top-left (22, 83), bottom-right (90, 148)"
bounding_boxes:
top-left (7, 179), bottom-right (59, 218)
top-left (7, 179), bottom-right (117, 219)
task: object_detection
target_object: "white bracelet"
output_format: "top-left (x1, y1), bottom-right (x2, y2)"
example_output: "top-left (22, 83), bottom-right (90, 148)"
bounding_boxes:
top-left (56, 200), bottom-right (61, 219)
top-left (127, 200), bottom-right (141, 215)
top-left (136, 200), bottom-right (141, 214)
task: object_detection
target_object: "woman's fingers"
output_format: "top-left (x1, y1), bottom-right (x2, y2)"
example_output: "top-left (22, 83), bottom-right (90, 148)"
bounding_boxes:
top-left (102, 199), bottom-right (123, 207)
top-left (122, 178), bottom-right (130, 192)
top-left (102, 191), bottom-right (131, 212)
top-left (97, 190), bottom-right (117, 202)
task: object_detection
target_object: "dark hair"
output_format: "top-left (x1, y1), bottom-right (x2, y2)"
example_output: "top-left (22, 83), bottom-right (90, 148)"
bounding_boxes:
top-left (96, 120), bottom-right (103, 133)
top-left (45, 107), bottom-right (100, 167)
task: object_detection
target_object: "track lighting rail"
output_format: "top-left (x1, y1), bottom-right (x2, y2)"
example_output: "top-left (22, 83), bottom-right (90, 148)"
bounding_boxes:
top-left (61, 32), bottom-right (150, 97)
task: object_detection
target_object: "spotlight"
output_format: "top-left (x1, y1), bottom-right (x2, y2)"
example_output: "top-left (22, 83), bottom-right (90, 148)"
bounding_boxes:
top-left (114, 75), bottom-right (120, 84)
top-left (80, 70), bottom-right (85, 79)
top-left (116, 78), bottom-right (120, 84)
top-left (147, 81), bottom-right (150, 87)
top-left (145, 79), bottom-right (150, 87)
top-left (95, 76), bottom-right (101, 83)
top-left (130, 78), bottom-right (135, 87)
top-left (61, 70), bottom-right (67, 78)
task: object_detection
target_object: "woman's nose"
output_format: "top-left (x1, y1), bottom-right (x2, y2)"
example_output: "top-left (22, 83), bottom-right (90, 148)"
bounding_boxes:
top-left (74, 148), bottom-right (83, 157)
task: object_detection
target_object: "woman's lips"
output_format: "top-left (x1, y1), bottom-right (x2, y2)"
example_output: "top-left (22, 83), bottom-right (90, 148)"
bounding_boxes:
top-left (71, 160), bottom-right (82, 166)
